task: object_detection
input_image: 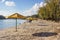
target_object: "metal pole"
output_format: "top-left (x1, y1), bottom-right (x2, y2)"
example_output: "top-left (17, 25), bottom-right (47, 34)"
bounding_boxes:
top-left (16, 18), bottom-right (17, 32)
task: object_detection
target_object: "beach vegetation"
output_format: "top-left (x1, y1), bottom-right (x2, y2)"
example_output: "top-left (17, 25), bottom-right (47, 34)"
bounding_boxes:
top-left (38, 0), bottom-right (60, 22)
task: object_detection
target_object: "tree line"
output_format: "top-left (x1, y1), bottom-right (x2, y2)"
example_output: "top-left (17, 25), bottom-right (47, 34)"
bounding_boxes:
top-left (38, 0), bottom-right (60, 22)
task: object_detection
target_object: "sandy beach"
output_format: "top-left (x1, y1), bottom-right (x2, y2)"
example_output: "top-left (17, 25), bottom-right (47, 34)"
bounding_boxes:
top-left (0, 19), bottom-right (60, 40)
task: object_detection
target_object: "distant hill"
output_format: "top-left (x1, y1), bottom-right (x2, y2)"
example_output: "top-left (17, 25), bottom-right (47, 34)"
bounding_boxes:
top-left (0, 15), bottom-right (6, 19)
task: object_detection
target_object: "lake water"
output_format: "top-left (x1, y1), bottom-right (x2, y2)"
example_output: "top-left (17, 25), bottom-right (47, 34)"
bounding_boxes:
top-left (0, 19), bottom-right (26, 30)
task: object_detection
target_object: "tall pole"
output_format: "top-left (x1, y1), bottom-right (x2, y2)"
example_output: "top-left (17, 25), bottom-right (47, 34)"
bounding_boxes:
top-left (16, 18), bottom-right (17, 32)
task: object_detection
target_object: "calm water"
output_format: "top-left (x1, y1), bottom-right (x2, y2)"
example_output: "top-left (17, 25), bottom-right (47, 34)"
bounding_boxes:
top-left (0, 19), bottom-right (26, 30)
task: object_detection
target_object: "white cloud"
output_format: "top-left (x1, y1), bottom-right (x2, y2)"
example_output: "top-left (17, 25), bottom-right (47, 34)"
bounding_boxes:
top-left (0, 2), bottom-right (46, 16)
top-left (39, 2), bottom-right (46, 7)
top-left (5, 1), bottom-right (15, 6)
top-left (0, 0), bottom-right (5, 3)
top-left (0, 11), bottom-right (9, 16)
top-left (0, 10), bottom-right (15, 16)
top-left (23, 2), bottom-right (46, 16)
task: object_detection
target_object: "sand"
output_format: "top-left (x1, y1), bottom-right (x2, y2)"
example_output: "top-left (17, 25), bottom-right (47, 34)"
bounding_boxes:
top-left (0, 19), bottom-right (60, 40)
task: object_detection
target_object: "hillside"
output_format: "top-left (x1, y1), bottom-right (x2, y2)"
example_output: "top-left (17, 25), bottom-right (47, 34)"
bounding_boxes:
top-left (0, 15), bottom-right (6, 19)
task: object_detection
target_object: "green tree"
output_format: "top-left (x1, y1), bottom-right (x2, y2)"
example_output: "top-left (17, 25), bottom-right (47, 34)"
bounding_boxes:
top-left (38, 0), bottom-right (60, 21)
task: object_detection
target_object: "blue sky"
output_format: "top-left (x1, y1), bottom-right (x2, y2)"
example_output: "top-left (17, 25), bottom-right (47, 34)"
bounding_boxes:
top-left (0, 0), bottom-right (44, 16)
